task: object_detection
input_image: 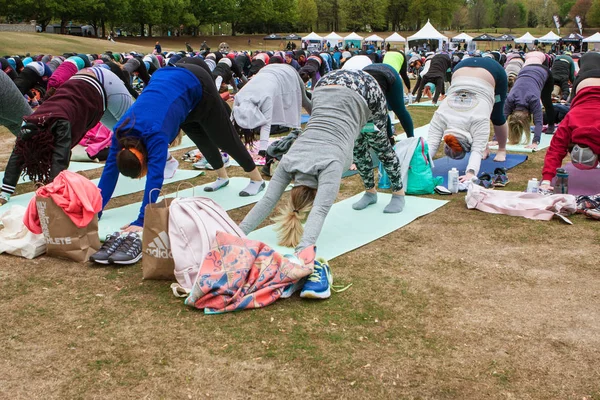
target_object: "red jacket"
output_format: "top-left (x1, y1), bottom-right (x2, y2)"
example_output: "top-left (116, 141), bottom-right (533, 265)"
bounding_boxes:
top-left (542, 86), bottom-right (600, 181)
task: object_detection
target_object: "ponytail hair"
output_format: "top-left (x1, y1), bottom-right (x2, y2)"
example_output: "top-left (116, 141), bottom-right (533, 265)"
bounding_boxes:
top-left (114, 116), bottom-right (148, 178)
top-left (507, 109), bottom-right (531, 145)
top-left (272, 185), bottom-right (317, 248)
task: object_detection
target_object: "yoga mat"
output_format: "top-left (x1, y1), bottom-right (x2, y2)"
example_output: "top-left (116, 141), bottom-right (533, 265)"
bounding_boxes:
top-left (169, 135), bottom-right (196, 152)
top-left (562, 163), bottom-right (600, 196)
top-left (0, 137), bottom-right (199, 186)
top-left (408, 100), bottom-right (438, 107)
top-left (301, 114), bottom-right (310, 124)
top-left (247, 194), bottom-right (448, 260)
top-left (394, 124), bottom-right (430, 142)
top-left (0, 161), bottom-right (104, 185)
top-left (431, 153), bottom-right (529, 187)
top-left (2, 170), bottom-right (203, 216)
top-left (98, 177), bottom-right (288, 238)
top-left (488, 131), bottom-right (553, 153)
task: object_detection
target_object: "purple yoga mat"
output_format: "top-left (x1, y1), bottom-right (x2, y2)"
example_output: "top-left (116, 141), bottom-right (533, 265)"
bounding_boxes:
top-left (559, 163), bottom-right (600, 196)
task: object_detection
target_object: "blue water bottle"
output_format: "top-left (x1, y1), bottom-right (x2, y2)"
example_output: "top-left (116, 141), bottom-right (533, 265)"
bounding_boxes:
top-left (378, 162), bottom-right (391, 189)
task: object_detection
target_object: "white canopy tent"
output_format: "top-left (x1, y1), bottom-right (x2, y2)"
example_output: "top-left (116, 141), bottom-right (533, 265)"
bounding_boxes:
top-left (515, 32), bottom-right (537, 44)
top-left (386, 32), bottom-right (406, 42)
top-left (302, 32), bottom-right (323, 41)
top-left (324, 32), bottom-right (343, 48)
top-left (364, 34), bottom-right (384, 42)
top-left (538, 31), bottom-right (560, 43)
top-left (407, 20), bottom-right (449, 50)
top-left (344, 32), bottom-right (364, 48)
top-left (582, 32), bottom-right (600, 42)
top-left (451, 32), bottom-right (474, 42)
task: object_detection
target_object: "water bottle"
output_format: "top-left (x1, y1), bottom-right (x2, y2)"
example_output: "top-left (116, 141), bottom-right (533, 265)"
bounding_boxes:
top-left (448, 168), bottom-right (459, 193)
top-left (554, 168), bottom-right (569, 194)
top-left (378, 162), bottom-right (391, 189)
top-left (527, 178), bottom-right (540, 193)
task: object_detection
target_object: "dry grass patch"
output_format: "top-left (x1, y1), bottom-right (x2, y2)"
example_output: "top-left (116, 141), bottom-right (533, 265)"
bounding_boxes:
top-left (1, 101), bottom-right (600, 399)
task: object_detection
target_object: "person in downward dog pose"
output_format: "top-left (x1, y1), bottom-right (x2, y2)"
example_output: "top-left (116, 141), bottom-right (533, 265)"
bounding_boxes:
top-left (97, 58), bottom-right (265, 233)
top-left (427, 57), bottom-right (509, 182)
top-left (541, 52), bottom-right (600, 190)
top-left (414, 53), bottom-right (452, 104)
top-left (0, 72), bottom-right (108, 204)
top-left (231, 63), bottom-right (312, 155)
top-left (504, 51), bottom-right (555, 150)
top-left (239, 69), bottom-right (406, 257)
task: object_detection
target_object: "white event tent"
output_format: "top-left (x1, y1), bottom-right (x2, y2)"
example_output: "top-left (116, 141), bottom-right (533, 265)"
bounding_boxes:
top-left (324, 32), bottom-right (343, 48)
top-left (515, 32), bottom-right (537, 44)
top-left (407, 20), bottom-right (448, 50)
top-left (538, 31), bottom-right (560, 43)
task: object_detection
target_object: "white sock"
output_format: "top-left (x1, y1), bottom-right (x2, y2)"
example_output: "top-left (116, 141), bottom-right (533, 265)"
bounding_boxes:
top-left (204, 177), bottom-right (230, 192)
top-left (239, 180), bottom-right (265, 197)
top-left (164, 156), bottom-right (179, 179)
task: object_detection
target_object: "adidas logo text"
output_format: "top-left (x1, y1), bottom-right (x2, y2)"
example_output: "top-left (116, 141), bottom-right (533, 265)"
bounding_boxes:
top-left (145, 231), bottom-right (172, 259)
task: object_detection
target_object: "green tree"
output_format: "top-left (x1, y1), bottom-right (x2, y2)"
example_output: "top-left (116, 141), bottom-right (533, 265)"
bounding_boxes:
top-left (469, 0), bottom-right (494, 29)
top-left (569, 0), bottom-right (592, 25)
top-left (388, 0), bottom-right (411, 31)
top-left (452, 5), bottom-right (470, 30)
top-left (587, 0), bottom-right (600, 25)
top-left (501, 1), bottom-right (526, 31)
top-left (316, 0), bottom-right (341, 32)
top-left (298, 0), bottom-right (318, 32)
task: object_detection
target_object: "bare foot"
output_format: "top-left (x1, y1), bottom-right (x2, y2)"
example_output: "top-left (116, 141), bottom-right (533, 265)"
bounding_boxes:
top-left (488, 140), bottom-right (499, 146)
top-left (350, 163), bottom-right (357, 171)
top-left (494, 150), bottom-right (507, 162)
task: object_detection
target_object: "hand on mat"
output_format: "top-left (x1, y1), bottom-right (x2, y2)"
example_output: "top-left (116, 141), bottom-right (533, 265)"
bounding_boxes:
top-left (540, 183), bottom-right (553, 191)
top-left (459, 172), bottom-right (475, 183)
top-left (121, 224), bottom-right (143, 233)
top-left (524, 142), bottom-right (539, 150)
top-left (350, 164), bottom-right (357, 171)
top-left (488, 140), bottom-right (499, 146)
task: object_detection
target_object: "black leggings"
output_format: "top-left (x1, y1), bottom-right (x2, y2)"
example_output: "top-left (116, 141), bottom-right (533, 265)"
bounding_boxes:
top-left (553, 75), bottom-right (570, 101)
top-left (540, 69), bottom-right (555, 127)
top-left (177, 63), bottom-right (255, 172)
top-left (415, 74), bottom-right (445, 103)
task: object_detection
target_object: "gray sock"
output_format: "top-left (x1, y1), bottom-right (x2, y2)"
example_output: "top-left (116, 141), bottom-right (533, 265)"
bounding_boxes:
top-left (204, 177), bottom-right (229, 192)
top-left (239, 180), bottom-right (265, 197)
top-left (384, 194), bottom-right (405, 214)
top-left (352, 192), bottom-right (377, 210)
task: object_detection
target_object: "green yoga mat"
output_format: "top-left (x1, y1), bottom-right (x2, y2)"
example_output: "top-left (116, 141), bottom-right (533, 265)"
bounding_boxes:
top-left (2, 170), bottom-right (203, 216)
top-left (0, 161), bottom-right (105, 185)
top-left (408, 100), bottom-right (438, 107)
top-left (247, 193), bottom-right (448, 260)
top-left (98, 177), bottom-right (288, 237)
top-left (488, 131), bottom-right (552, 153)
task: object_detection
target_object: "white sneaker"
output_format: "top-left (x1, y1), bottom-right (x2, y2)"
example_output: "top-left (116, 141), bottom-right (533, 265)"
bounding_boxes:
top-left (193, 158), bottom-right (210, 169)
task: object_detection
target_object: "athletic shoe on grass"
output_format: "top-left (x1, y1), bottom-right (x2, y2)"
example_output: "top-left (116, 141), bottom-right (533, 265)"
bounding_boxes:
top-left (300, 259), bottom-right (332, 299)
top-left (89, 232), bottom-right (122, 264)
top-left (108, 232), bottom-right (143, 265)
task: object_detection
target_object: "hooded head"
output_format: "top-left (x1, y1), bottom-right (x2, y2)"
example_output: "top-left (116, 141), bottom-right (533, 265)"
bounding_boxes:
top-left (443, 128), bottom-right (472, 160)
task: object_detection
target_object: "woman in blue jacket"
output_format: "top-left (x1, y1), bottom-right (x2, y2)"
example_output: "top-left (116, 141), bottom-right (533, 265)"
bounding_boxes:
top-left (98, 58), bottom-right (264, 232)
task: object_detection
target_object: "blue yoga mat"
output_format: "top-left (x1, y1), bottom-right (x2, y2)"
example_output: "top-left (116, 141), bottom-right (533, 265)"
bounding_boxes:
top-left (431, 153), bottom-right (529, 186)
top-left (301, 114), bottom-right (310, 124)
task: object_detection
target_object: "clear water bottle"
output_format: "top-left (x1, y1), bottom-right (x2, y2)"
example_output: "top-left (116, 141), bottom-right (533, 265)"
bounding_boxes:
top-left (448, 168), bottom-right (459, 193)
top-left (527, 178), bottom-right (539, 193)
top-left (378, 162), bottom-right (391, 189)
top-left (554, 168), bottom-right (569, 194)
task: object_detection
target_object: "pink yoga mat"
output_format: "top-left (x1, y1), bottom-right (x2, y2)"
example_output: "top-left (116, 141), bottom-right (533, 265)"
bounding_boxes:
top-left (559, 163), bottom-right (600, 196)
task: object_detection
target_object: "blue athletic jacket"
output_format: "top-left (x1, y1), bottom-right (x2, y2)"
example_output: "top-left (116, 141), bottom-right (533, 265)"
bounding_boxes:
top-left (98, 67), bottom-right (203, 227)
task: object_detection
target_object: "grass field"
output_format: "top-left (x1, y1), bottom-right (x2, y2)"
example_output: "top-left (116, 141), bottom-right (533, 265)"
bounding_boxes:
top-left (1, 34), bottom-right (600, 399)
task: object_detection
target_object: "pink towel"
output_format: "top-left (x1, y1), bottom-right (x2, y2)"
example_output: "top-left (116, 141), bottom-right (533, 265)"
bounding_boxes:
top-left (466, 184), bottom-right (577, 221)
top-left (79, 122), bottom-right (113, 158)
top-left (24, 171), bottom-right (102, 234)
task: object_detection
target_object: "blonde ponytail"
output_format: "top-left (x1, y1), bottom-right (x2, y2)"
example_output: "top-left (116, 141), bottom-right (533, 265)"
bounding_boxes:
top-left (273, 185), bottom-right (316, 248)
top-left (507, 109), bottom-right (531, 145)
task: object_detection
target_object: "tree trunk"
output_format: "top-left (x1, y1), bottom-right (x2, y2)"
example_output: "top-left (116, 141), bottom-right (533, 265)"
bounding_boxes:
top-left (231, 21), bottom-right (237, 36)
top-left (60, 19), bottom-right (66, 34)
top-left (101, 19), bottom-right (106, 38)
top-left (148, 24), bottom-right (153, 37)
top-left (140, 23), bottom-right (145, 37)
